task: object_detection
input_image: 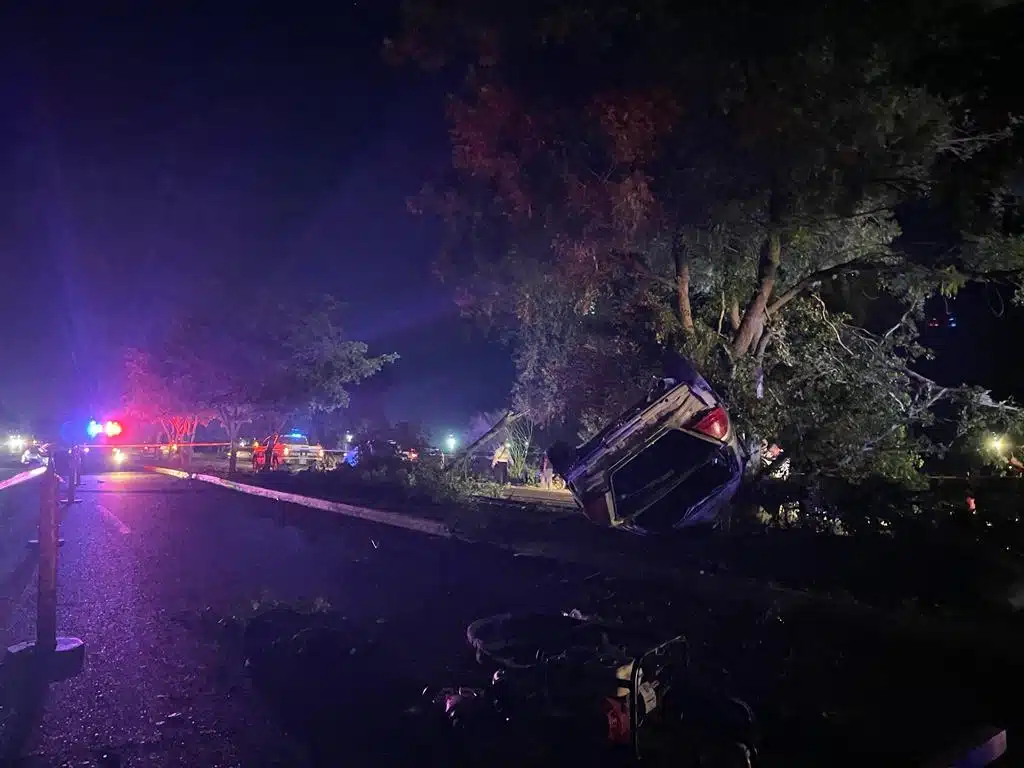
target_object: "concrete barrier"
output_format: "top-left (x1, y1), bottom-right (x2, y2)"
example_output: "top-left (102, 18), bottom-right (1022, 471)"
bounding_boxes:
top-left (148, 466), bottom-right (192, 480)
top-left (144, 467), bottom-right (452, 538)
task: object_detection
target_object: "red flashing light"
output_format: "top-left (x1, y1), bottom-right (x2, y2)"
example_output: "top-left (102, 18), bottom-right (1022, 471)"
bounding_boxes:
top-left (691, 407), bottom-right (730, 441)
top-left (104, 421), bottom-right (122, 437)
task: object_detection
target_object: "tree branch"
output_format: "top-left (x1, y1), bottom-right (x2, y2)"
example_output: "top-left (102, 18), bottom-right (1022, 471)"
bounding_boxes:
top-left (728, 298), bottom-right (741, 333)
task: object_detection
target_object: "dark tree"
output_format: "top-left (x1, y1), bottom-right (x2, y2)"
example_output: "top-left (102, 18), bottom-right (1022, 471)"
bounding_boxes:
top-left (125, 295), bottom-right (397, 473)
top-left (393, 0), bottom-right (1024, 485)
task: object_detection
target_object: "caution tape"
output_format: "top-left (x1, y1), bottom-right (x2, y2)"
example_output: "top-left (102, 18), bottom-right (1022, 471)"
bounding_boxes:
top-left (0, 465), bottom-right (48, 492)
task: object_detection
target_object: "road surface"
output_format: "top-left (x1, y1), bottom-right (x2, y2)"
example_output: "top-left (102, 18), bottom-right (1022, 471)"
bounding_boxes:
top-left (0, 472), bottom-right (1016, 766)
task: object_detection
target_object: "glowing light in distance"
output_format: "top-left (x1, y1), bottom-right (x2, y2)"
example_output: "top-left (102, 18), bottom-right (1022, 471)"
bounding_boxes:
top-left (89, 420), bottom-right (123, 438)
top-left (988, 435), bottom-right (1007, 453)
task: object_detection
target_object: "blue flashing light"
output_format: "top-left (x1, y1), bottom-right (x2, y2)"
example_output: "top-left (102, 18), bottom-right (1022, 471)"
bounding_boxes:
top-left (87, 420), bottom-right (103, 438)
top-left (286, 431), bottom-right (306, 439)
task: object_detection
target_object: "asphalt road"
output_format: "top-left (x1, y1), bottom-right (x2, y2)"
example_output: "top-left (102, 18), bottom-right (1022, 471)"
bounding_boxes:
top-left (0, 472), bottom-right (1017, 766)
top-left (0, 472), bottom-right (654, 766)
top-left (0, 466), bottom-right (24, 484)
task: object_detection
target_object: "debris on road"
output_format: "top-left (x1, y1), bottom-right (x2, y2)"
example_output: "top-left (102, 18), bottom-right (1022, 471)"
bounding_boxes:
top-left (422, 610), bottom-right (759, 766)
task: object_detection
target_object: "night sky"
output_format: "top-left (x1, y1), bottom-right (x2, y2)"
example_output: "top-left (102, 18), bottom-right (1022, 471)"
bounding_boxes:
top-left (1, 3), bottom-right (1020, 438)
top-left (0, 2), bottom-right (511, 436)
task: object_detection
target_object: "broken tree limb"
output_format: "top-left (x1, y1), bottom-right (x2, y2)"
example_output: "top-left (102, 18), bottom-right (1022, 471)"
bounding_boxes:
top-left (445, 410), bottom-right (527, 474)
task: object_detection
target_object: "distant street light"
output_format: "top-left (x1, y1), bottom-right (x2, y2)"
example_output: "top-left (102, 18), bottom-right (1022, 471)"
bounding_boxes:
top-left (344, 432), bottom-right (354, 443)
top-left (446, 434), bottom-right (457, 453)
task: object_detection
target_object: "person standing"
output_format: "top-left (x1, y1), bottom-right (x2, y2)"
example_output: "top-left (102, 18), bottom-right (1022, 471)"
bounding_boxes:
top-left (540, 453), bottom-right (554, 490)
top-left (491, 442), bottom-right (511, 485)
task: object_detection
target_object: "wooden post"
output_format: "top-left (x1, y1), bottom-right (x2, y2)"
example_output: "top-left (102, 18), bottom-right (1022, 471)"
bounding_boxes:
top-left (5, 456), bottom-right (86, 682)
top-left (36, 459), bottom-right (59, 654)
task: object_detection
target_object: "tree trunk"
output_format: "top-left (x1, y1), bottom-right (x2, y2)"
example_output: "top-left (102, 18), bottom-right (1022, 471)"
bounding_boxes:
top-left (672, 236), bottom-right (694, 334)
top-left (731, 231), bottom-right (781, 358)
top-left (227, 421), bottom-right (239, 475)
top-left (184, 416), bottom-right (199, 468)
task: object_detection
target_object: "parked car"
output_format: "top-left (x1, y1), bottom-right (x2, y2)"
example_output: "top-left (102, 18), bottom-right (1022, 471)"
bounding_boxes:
top-left (253, 432), bottom-right (325, 470)
top-left (549, 354), bottom-right (745, 534)
top-left (342, 439), bottom-right (402, 467)
top-left (226, 439), bottom-right (255, 461)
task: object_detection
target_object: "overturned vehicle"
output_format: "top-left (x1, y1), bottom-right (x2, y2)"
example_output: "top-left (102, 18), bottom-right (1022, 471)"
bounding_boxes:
top-left (549, 355), bottom-right (746, 534)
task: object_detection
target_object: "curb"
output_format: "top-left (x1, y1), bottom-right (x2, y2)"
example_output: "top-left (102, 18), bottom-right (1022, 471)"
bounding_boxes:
top-left (144, 467), bottom-right (451, 538)
top-left (0, 465), bottom-right (48, 492)
top-left (148, 467), bottom-right (192, 480)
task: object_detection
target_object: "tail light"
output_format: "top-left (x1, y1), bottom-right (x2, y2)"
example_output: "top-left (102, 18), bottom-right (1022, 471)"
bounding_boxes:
top-left (283, 447), bottom-right (290, 456)
top-left (690, 407), bottom-right (730, 441)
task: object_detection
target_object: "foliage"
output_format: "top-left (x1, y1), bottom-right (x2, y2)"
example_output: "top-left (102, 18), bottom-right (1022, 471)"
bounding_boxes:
top-left (123, 295), bottom-right (397, 451)
top-left (123, 347), bottom-right (215, 444)
top-left (262, 457), bottom-right (479, 508)
top-left (505, 416), bottom-right (534, 482)
top-left (252, 295), bottom-right (399, 426)
top-left (394, 0), bottom-right (1024, 485)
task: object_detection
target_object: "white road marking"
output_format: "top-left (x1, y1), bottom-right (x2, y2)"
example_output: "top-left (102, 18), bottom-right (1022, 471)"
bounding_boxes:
top-left (98, 505), bottom-right (131, 535)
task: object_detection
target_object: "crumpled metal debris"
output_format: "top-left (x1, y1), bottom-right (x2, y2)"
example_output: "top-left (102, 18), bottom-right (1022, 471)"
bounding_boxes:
top-left (422, 610), bottom-right (759, 766)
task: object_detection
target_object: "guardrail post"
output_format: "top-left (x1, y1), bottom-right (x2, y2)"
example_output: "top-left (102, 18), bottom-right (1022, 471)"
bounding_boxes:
top-left (5, 457), bottom-right (85, 682)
